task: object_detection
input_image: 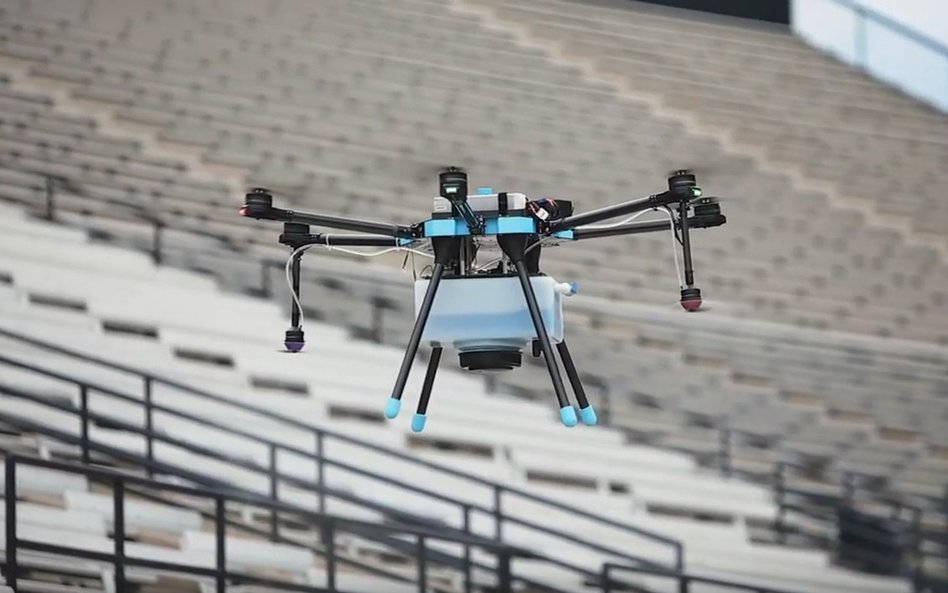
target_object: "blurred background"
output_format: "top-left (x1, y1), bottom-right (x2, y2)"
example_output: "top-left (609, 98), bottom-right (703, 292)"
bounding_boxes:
top-left (0, 0), bottom-right (946, 592)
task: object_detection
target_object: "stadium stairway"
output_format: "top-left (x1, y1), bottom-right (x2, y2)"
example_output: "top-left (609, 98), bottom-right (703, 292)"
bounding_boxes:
top-left (0, 204), bottom-right (919, 593)
top-left (456, 0), bottom-right (948, 254)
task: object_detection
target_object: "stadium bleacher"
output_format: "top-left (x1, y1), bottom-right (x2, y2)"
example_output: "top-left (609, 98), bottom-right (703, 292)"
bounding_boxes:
top-left (0, 201), bottom-right (918, 592)
top-left (0, 0), bottom-right (945, 591)
top-left (2, 0), bottom-right (948, 342)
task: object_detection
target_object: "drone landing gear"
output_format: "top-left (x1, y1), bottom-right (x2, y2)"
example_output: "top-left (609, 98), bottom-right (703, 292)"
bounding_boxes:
top-left (500, 235), bottom-right (597, 428)
top-left (411, 347), bottom-right (442, 433)
top-left (556, 341), bottom-right (597, 426)
top-left (385, 260), bottom-right (446, 422)
top-left (385, 237), bottom-right (456, 429)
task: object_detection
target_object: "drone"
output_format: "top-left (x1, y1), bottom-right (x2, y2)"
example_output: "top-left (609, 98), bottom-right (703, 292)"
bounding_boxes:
top-left (239, 168), bottom-right (725, 431)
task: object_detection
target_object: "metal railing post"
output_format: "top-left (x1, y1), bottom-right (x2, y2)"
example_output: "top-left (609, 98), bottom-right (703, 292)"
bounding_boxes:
top-left (719, 428), bottom-right (732, 477)
top-left (215, 496), bottom-right (226, 593)
top-left (911, 506), bottom-right (923, 592)
top-left (601, 564), bottom-right (611, 593)
top-left (144, 376), bottom-right (154, 477)
top-left (843, 471), bottom-right (855, 503)
top-left (322, 521), bottom-right (336, 591)
top-left (497, 550), bottom-right (512, 593)
top-left (854, 5), bottom-right (867, 63)
top-left (79, 385), bottom-right (90, 464)
top-left (269, 443), bottom-right (279, 540)
top-left (774, 463), bottom-right (786, 545)
top-left (315, 431), bottom-right (325, 513)
top-left (113, 480), bottom-right (126, 592)
top-left (676, 543), bottom-right (687, 593)
top-left (462, 504), bottom-right (472, 593)
top-left (44, 175), bottom-right (55, 221)
top-left (493, 485), bottom-right (503, 541)
top-left (417, 535), bottom-right (428, 593)
top-left (152, 220), bottom-right (163, 265)
top-left (5, 457), bottom-right (17, 590)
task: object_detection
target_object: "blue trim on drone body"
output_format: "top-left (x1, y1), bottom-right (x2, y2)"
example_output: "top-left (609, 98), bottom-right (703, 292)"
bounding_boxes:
top-left (553, 229), bottom-right (575, 241)
top-left (397, 237), bottom-right (414, 246)
top-left (423, 216), bottom-right (537, 237)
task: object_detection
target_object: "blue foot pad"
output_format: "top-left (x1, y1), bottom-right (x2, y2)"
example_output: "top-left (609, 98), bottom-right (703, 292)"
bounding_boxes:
top-left (560, 405), bottom-right (578, 427)
top-left (384, 398), bottom-right (402, 419)
top-left (411, 413), bottom-right (427, 433)
top-left (579, 405), bottom-right (598, 426)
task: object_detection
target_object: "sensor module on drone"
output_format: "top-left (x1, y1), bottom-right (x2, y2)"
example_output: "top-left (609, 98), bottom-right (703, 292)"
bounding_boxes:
top-left (239, 168), bottom-right (726, 432)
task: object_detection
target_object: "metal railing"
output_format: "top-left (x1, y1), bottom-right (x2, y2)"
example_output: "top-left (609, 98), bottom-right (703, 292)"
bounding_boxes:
top-left (600, 562), bottom-right (805, 593)
top-left (3, 455), bottom-right (532, 593)
top-left (793, 0), bottom-right (948, 112)
top-left (0, 326), bottom-right (684, 581)
top-left (772, 462), bottom-right (944, 592)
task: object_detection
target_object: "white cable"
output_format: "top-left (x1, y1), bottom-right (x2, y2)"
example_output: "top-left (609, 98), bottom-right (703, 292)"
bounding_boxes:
top-left (285, 244), bottom-right (312, 330)
top-left (322, 245), bottom-right (433, 259)
top-left (572, 204), bottom-right (683, 288)
top-left (663, 207), bottom-right (684, 289)
top-left (284, 241), bottom-right (433, 329)
top-left (578, 198), bottom-right (656, 230)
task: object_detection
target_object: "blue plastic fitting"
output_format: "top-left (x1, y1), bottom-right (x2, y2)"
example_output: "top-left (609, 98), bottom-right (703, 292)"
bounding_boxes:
top-left (579, 405), bottom-right (598, 426)
top-left (560, 405), bottom-right (578, 427)
top-left (477, 187), bottom-right (493, 195)
top-left (384, 398), bottom-right (402, 419)
top-left (411, 413), bottom-right (427, 433)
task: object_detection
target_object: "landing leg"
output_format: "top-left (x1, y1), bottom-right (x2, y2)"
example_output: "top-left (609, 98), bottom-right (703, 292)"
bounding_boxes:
top-left (412, 347), bottom-right (442, 432)
top-left (385, 263), bottom-right (445, 419)
top-left (511, 259), bottom-right (576, 427)
top-left (556, 341), bottom-right (597, 426)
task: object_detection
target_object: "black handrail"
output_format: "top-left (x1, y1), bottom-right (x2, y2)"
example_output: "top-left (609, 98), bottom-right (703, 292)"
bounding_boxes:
top-left (0, 331), bottom-right (685, 593)
top-left (770, 461), bottom-right (942, 592)
top-left (0, 408), bottom-right (505, 590)
top-left (0, 376), bottom-right (662, 573)
top-left (599, 562), bottom-right (807, 593)
top-left (821, 0), bottom-right (948, 58)
top-left (0, 325), bottom-right (683, 559)
top-left (3, 455), bottom-right (534, 593)
top-left (0, 415), bottom-right (583, 593)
